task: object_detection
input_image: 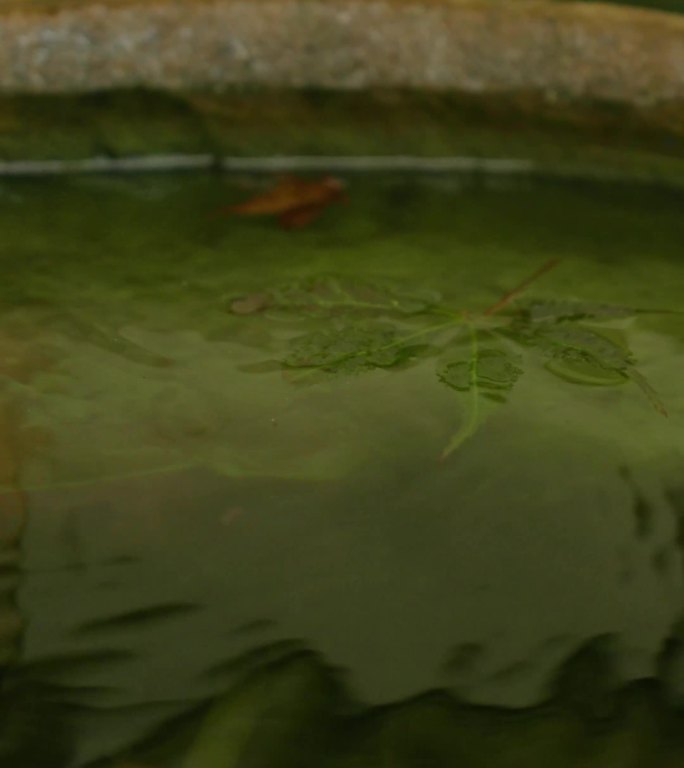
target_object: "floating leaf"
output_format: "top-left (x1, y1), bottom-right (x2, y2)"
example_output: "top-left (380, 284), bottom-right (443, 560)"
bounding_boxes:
top-left (213, 175), bottom-right (347, 230)
top-left (224, 176), bottom-right (346, 217)
top-left (278, 203), bottom-right (329, 230)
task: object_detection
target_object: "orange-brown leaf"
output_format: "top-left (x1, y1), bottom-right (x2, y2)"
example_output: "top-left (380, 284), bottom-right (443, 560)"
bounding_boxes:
top-left (222, 175), bottom-right (346, 218)
top-left (278, 203), bottom-right (328, 230)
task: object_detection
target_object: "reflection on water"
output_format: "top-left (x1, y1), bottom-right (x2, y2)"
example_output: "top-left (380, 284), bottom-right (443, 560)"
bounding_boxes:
top-left (0, 173), bottom-right (683, 766)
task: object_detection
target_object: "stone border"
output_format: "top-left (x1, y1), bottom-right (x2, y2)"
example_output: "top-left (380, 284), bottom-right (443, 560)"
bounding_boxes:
top-left (0, 0), bottom-right (683, 110)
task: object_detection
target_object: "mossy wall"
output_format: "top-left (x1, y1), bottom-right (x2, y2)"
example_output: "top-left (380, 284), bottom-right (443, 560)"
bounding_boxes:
top-left (1, 89), bottom-right (684, 184)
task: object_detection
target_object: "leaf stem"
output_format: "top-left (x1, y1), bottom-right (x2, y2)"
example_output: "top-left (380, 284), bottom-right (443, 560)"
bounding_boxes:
top-left (626, 367), bottom-right (668, 417)
top-left (393, 315), bottom-right (466, 346)
top-left (440, 321), bottom-right (480, 460)
top-left (483, 258), bottom-right (561, 316)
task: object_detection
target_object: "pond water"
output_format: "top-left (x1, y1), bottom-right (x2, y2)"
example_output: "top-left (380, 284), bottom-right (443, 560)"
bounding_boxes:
top-left (0, 171), bottom-right (683, 767)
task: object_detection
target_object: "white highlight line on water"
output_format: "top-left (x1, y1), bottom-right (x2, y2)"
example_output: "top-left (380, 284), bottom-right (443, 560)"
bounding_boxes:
top-left (220, 155), bottom-right (536, 173)
top-left (0, 154), bottom-right (678, 189)
top-left (0, 154), bottom-right (535, 177)
top-left (0, 154), bottom-right (216, 176)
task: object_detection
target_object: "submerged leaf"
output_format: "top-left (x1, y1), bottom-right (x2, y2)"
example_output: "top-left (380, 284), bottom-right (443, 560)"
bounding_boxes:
top-left (438, 339), bottom-right (522, 459)
top-left (625, 367), bottom-right (668, 417)
top-left (544, 352), bottom-right (628, 386)
top-left (520, 300), bottom-right (638, 324)
top-left (510, 323), bottom-right (633, 370)
top-left (233, 263), bottom-right (669, 463)
top-left (530, 324), bottom-right (633, 386)
top-left (519, 299), bottom-right (680, 324)
top-left (283, 323), bottom-right (423, 374)
top-left (438, 347), bottom-right (522, 393)
top-left (509, 322), bottom-right (667, 415)
top-left (271, 275), bottom-right (441, 317)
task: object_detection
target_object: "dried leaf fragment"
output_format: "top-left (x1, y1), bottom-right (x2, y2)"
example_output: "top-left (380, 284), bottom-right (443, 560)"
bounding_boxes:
top-left (216, 175), bottom-right (347, 229)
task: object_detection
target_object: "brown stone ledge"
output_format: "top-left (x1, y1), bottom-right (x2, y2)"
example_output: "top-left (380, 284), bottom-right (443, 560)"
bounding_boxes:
top-left (0, 0), bottom-right (683, 110)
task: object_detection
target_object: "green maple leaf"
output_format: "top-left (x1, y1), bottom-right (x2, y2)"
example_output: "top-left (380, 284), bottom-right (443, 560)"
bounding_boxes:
top-left (518, 298), bottom-right (681, 325)
top-left (519, 300), bottom-right (638, 324)
top-left (437, 330), bottom-right (523, 458)
top-left (238, 262), bottom-right (669, 462)
top-left (270, 275), bottom-right (441, 316)
top-left (283, 322), bottom-right (430, 374)
top-left (438, 347), bottom-right (523, 394)
top-left (508, 322), bottom-right (667, 416)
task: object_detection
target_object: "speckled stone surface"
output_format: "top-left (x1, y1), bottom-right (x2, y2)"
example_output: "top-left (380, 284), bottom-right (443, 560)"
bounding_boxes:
top-left (0, 0), bottom-right (683, 109)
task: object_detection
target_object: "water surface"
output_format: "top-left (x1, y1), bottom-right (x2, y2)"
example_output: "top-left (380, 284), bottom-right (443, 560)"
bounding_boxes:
top-left (0, 172), bottom-right (683, 767)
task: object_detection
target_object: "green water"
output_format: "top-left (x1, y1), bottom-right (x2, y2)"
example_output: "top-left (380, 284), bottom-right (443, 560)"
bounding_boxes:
top-left (0, 172), bottom-right (683, 767)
